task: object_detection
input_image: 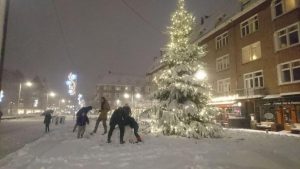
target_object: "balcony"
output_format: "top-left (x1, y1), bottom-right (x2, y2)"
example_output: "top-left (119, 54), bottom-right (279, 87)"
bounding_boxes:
top-left (236, 88), bottom-right (266, 99)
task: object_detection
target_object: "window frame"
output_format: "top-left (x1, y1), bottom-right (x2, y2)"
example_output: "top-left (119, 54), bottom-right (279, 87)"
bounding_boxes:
top-left (216, 54), bottom-right (230, 72)
top-left (274, 22), bottom-right (300, 51)
top-left (244, 70), bottom-right (264, 89)
top-left (242, 41), bottom-right (262, 64)
top-left (240, 14), bottom-right (259, 38)
top-left (217, 78), bottom-right (231, 94)
top-left (277, 59), bottom-right (300, 85)
top-left (215, 31), bottom-right (229, 49)
top-left (271, 0), bottom-right (299, 19)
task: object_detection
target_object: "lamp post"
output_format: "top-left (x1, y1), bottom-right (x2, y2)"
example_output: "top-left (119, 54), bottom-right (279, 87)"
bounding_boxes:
top-left (46, 91), bottom-right (56, 109)
top-left (17, 81), bottom-right (33, 113)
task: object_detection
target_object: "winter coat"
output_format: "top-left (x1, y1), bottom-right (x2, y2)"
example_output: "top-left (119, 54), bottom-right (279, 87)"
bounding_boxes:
top-left (99, 100), bottom-right (110, 120)
top-left (44, 113), bottom-right (52, 124)
top-left (110, 107), bottom-right (125, 125)
top-left (0, 111), bottom-right (3, 117)
top-left (77, 113), bottom-right (89, 126)
top-left (125, 116), bottom-right (138, 129)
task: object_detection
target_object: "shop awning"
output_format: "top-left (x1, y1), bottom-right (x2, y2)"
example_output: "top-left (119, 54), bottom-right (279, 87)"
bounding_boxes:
top-left (280, 91), bottom-right (300, 96)
top-left (263, 94), bottom-right (281, 99)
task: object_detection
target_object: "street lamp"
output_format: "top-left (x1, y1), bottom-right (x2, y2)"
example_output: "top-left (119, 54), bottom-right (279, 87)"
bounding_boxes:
top-left (17, 81), bottom-right (33, 113)
top-left (46, 91), bottom-right (56, 109)
top-left (123, 92), bottom-right (142, 108)
top-left (195, 69), bottom-right (207, 80)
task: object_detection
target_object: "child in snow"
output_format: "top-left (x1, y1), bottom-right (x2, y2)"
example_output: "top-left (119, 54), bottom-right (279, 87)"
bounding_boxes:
top-left (75, 106), bottom-right (92, 138)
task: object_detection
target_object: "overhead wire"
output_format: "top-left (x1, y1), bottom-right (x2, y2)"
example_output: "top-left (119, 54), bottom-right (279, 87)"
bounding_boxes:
top-left (50, 0), bottom-right (76, 72)
top-left (120, 0), bottom-right (161, 33)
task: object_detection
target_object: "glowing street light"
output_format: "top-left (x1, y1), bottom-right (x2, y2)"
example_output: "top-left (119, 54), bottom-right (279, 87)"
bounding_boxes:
top-left (17, 81), bottom-right (33, 111)
top-left (195, 69), bottom-right (207, 80)
top-left (46, 91), bottom-right (56, 108)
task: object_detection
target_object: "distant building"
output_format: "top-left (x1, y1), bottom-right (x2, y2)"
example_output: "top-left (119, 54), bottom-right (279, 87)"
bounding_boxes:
top-left (193, 0), bottom-right (300, 130)
top-left (96, 74), bottom-right (146, 109)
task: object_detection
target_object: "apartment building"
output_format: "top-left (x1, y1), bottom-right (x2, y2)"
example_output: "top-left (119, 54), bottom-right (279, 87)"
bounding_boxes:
top-left (96, 74), bottom-right (146, 110)
top-left (194, 0), bottom-right (300, 130)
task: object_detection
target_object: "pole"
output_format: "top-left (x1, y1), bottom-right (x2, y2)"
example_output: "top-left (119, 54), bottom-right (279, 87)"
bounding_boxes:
top-left (17, 83), bottom-right (22, 113)
top-left (0, 0), bottom-right (9, 92)
top-left (46, 93), bottom-right (48, 109)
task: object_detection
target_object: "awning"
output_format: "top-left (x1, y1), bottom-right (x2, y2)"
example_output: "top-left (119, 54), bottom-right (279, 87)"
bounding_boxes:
top-left (263, 94), bottom-right (281, 99)
top-left (280, 91), bottom-right (300, 96)
top-left (237, 95), bottom-right (264, 100)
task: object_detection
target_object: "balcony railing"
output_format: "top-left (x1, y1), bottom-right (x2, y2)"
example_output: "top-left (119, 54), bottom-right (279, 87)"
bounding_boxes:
top-left (211, 88), bottom-right (266, 99)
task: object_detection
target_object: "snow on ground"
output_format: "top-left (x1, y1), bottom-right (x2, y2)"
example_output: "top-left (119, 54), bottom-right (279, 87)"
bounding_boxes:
top-left (0, 118), bottom-right (300, 169)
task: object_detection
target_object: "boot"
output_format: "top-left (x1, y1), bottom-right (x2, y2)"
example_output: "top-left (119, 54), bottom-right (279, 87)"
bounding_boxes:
top-left (107, 140), bottom-right (111, 143)
top-left (120, 140), bottom-right (125, 144)
top-left (101, 131), bottom-right (107, 135)
top-left (136, 136), bottom-right (142, 143)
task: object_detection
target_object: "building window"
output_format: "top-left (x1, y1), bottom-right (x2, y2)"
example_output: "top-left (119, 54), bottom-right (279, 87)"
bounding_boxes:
top-left (244, 70), bottom-right (264, 89)
top-left (216, 54), bottom-right (230, 72)
top-left (242, 41), bottom-right (261, 64)
top-left (274, 22), bottom-right (300, 50)
top-left (215, 32), bottom-right (228, 49)
top-left (272, 0), bottom-right (299, 18)
top-left (278, 59), bottom-right (300, 84)
top-left (217, 78), bottom-right (231, 94)
top-left (240, 14), bottom-right (259, 37)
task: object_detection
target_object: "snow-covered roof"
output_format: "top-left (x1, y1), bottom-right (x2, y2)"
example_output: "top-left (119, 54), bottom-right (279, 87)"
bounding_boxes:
top-left (97, 74), bottom-right (145, 86)
top-left (192, 0), bottom-right (266, 44)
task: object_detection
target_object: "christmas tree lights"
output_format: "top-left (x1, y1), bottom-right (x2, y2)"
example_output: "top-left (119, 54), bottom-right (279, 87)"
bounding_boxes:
top-left (152, 0), bottom-right (222, 138)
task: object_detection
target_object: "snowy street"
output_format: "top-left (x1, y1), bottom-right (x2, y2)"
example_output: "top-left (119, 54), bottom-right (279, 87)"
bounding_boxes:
top-left (0, 118), bottom-right (299, 169)
top-left (0, 117), bottom-right (46, 159)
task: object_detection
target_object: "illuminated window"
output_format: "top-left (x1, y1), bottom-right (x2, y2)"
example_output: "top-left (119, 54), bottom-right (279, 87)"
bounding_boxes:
top-left (215, 32), bottom-right (228, 49)
top-left (216, 54), bottom-right (230, 72)
top-left (274, 22), bottom-right (300, 50)
top-left (272, 0), bottom-right (299, 18)
top-left (240, 14), bottom-right (259, 37)
top-left (242, 41), bottom-right (261, 64)
top-left (278, 59), bottom-right (300, 84)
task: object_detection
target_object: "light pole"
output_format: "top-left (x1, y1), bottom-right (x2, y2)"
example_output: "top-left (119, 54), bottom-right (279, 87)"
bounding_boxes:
top-left (46, 91), bottom-right (56, 109)
top-left (17, 81), bottom-right (32, 113)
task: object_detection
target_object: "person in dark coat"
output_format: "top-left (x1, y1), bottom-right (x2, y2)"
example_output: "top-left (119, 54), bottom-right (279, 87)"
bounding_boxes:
top-left (43, 110), bottom-right (53, 133)
top-left (0, 110), bottom-right (3, 122)
top-left (73, 106), bottom-right (92, 132)
top-left (76, 106), bottom-right (92, 138)
top-left (91, 97), bottom-right (110, 135)
top-left (125, 116), bottom-right (142, 143)
top-left (107, 106), bottom-right (130, 144)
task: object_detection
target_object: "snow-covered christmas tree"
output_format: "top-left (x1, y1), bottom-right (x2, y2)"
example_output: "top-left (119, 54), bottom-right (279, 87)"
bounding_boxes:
top-left (152, 0), bottom-right (222, 138)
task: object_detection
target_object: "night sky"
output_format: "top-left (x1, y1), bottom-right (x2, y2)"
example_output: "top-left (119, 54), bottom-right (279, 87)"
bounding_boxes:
top-left (4, 0), bottom-right (239, 97)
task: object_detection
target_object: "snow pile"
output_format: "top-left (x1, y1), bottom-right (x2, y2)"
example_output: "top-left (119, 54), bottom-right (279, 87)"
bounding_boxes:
top-left (0, 119), bottom-right (300, 169)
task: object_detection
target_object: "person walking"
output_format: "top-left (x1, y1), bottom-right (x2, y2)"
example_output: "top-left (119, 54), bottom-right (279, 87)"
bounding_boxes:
top-left (76, 106), bottom-right (92, 138)
top-left (91, 97), bottom-right (110, 135)
top-left (107, 105), bottom-right (131, 144)
top-left (0, 110), bottom-right (3, 123)
top-left (43, 110), bottom-right (53, 133)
